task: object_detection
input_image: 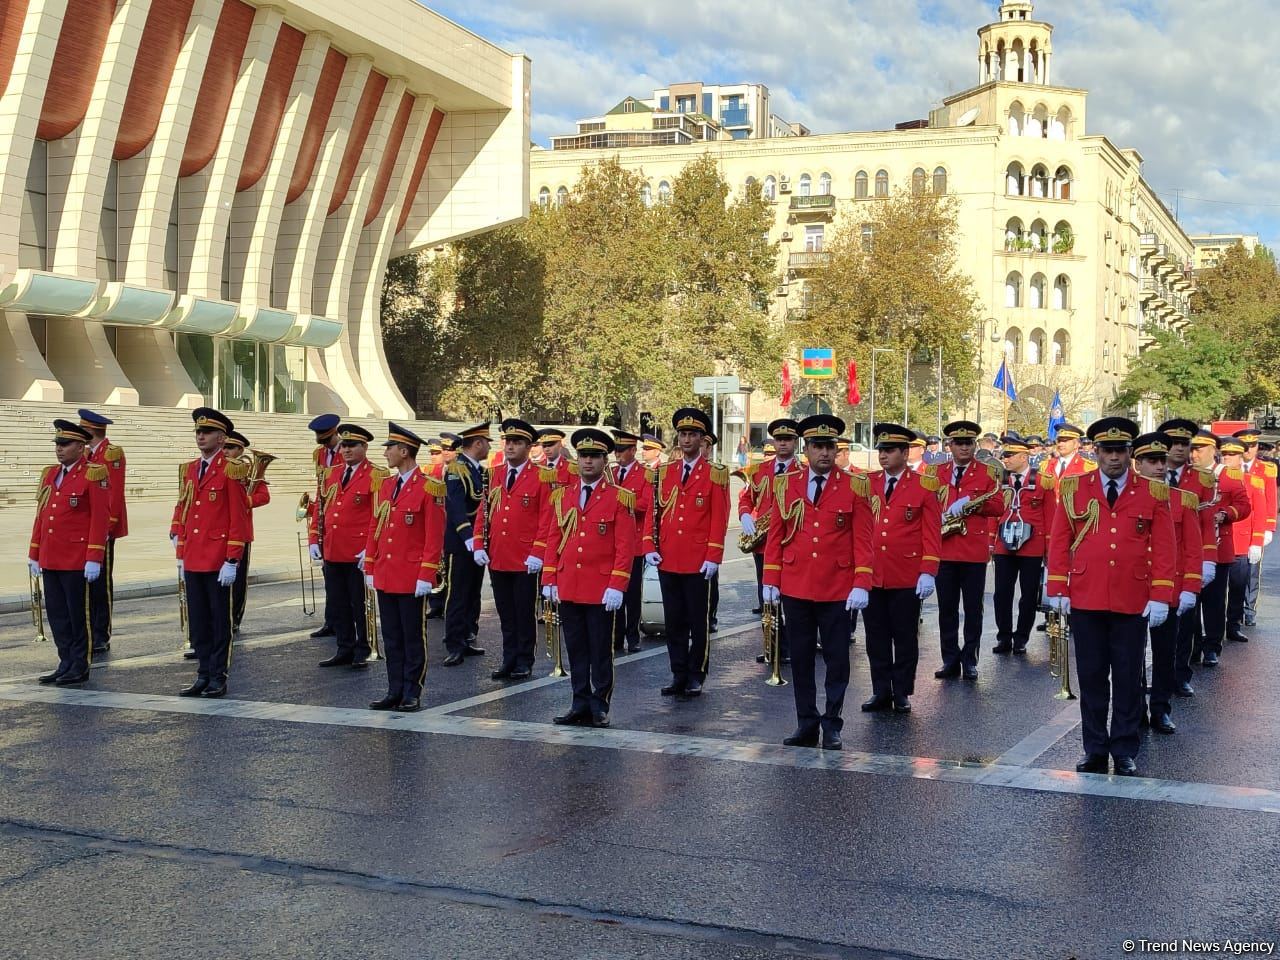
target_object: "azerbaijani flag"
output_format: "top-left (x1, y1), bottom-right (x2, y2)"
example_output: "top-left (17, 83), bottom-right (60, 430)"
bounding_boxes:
top-left (801, 347), bottom-right (836, 379)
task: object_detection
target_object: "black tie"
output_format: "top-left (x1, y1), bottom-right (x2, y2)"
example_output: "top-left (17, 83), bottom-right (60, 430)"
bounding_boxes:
top-left (57, 467), bottom-right (68, 488)
top-left (580, 484), bottom-right (593, 510)
top-left (953, 465), bottom-right (963, 488)
top-left (393, 475), bottom-right (405, 501)
top-left (617, 466), bottom-right (627, 486)
top-left (506, 466), bottom-right (516, 492)
top-left (1106, 479), bottom-right (1118, 508)
top-left (681, 463), bottom-right (692, 486)
top-left (885, 476), bottom-right (897, 502)
top-left (1168, 469), bottom-right (1177, 486)
top-left (342, 465), bottom-right (354, 489)
top-left (812, 474), bottom-right (825, 505)
top-left (198, 461), bottom-right (207, 482)
top-left (1013, 475), bottom-right (1022, 491)
top-left (776, 461), bottom-right (785, 475)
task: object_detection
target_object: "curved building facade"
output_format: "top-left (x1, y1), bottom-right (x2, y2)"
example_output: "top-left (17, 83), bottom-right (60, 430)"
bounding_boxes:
top-left (0, 0), bottom-right (529, 417)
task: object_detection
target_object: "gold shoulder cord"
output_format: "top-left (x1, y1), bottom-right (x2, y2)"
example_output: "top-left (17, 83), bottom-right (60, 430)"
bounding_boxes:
top-left (550, 487), bottom-right (579, 554)
top-left (1060, 476), bottom-right (1098, 553)
top-left (657, 463), bottom-right (679, 522)
top-left (774, 475), bottom-right (804, 545)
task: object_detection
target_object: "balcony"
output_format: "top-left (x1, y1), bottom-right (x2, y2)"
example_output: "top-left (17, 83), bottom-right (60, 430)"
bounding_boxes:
top-left (720, 105), bottom-right (749, 128)
top-left (786, 307), bottom-right (811, 322)
top-left (789, 251), bottom-right (831, 272)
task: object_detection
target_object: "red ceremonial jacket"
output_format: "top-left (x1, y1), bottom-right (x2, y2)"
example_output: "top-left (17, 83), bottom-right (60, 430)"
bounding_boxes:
top-left (762, 469), bottom-right (874, 600)
top-left (1171, 486), bottom-right (1207, 597)
top-left (736, 456), bottom-right (802, 555)
top-left (610, 459), bottom-right (655, 559)
top-left (170, 451), bottom-right (250, 572)
top-left (310, 460), bottom-right (380, 563)
top-left (1231, 471), bottom-right (1268, 556)
top-left (1171, 466), bottom-right (1218, 566)
top-left (87, 438), bottom-right (128, 539)
top-left (643, 456), bottom-right (730, 573)
top-left (475, 459), bottom-right (552, 572)
top-left (29, 458), bottom-right (110, 570)
top-left (993, 468), bottom-right (1055, 557)
top-left (364, 469), bottom-right (445, 594)
top-left (541, 456), bottom-right (578, 491)
top-left (867, 468), bottom-right (942, 589)
top-left (1245, 457), bottom-right (1278, 533)
top-left (1046, 470), bottom-right (1176, 614)
top-left (929, 459), bottom-right (1004, 563)
top-left (1207, 467), bottom-right (1252, 564)
top-left (541, 478), bottom-right (636, 603)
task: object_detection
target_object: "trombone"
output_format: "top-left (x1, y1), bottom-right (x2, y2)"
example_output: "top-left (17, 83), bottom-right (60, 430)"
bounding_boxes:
top-left (364, 583), bottom-right (381, 661)
top-left (30, 572), bottom-right (47, 643)
top-left (1047, 609), bottom-right (1076, 700)
top-left (178, 571), bottom-right (190, 649)
top-left (761, 599), bottom-right (787, 687)
top-left (538, 590), bottom-right (567, 677)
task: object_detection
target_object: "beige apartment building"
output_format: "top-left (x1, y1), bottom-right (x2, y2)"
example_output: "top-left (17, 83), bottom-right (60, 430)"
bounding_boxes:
top-left (531, 0), bottom-right (1193, 439)
top-left (0, 0), bottom-right (528, 417)
top-left (1190, 234), bottom-right (1260, 274)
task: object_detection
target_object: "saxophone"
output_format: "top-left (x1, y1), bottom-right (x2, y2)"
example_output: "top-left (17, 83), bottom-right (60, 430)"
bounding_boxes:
top-left (941, 484), bottom-right (1002, 537)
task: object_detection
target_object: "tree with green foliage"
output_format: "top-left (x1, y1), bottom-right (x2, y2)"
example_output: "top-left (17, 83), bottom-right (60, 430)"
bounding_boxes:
top-left (1116, 325), bottom-right (1247, 421)
top-left (379, 250), bottom-right (454, 414)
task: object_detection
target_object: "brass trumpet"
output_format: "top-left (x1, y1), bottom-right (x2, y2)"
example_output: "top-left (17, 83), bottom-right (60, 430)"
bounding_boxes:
top-left (30, 572), bottom-right (47, 643)
top-left (1047, 609), bottom-right (1076, 700)
top-left (761, 599), bottom-right (787, 687)
top-left (364, 584), bottom-right (381, 661)
top-left (539, 592), bottom-right (567, 677)
top-left (178, 570), bottom-right (190, 649)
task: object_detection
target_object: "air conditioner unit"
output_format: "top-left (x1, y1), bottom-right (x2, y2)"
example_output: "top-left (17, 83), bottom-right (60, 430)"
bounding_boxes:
top-left (775, 286), bottom-right (788, 297)
top-left (779, 177), bottom-right (792, 193)
top-left (780, 231), bottom-right (792, 242)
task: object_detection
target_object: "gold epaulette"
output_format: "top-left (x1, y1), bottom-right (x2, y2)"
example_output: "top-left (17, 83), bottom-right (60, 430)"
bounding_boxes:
top-left (1179, 488), bottom-right (1199, 511)
top-left (710, 463), bottom-right (729, 487)
top-left (1250, 474), bottom-right (1265, 491)
top-left (1059, 475), bottom-right (1080, 501)
top-left (38, 465), bottom-right (57, 490)
top-left (1083, 460), bottom-right (1099, 472)
top-left (643, 466), bottom-right (656, 483)
top-left (1226, 467), bottom-right (1245, 482)
top-left (224, 459), bottom-right (250, 481)
top-left (616, 487), bottom-right (636, 512)
top-left (1148, 478), bottom-right (1169, 502)
top-left (920, 463), bottom-right (938, 479)
top-left (104, 443), bottom-right (123, 463)
top-left (424, 476), bottom-right (446, 498)
top-left (984, 460), bottom-right (1001, 482)
top-left (1040, 473), bottom-right (1057, 491)
top-left (1264, 461), bottom-right (1278, 479)
top-left (86, 463), bottom-right (108, 483)
top-left (539, 466), bottom-right (558, 483)
top-left (448, 461), bottom-right (471, 479)
top-left (567, 462), bottom-right (580, 476)
top-left (919, 472), bottom-right (940, 492)
top-left (179, 462), bottom-right (190, 484)
top-left (849, 472), bottom-right (870, 498)
top-left (1194, 467), bottom-right (1215, 489)
top-left (371, 466), bottom-right (392, 485)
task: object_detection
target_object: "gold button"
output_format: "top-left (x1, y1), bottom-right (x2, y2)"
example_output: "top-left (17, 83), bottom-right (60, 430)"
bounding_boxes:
top-left (812, 537), bottom-right (819, 543)
top-left (576, 563), bottom-right (582, 569)
top-left (1110, 544), bottom-right (1116, 550)
top-left (1109, 560), bottom-right (1116, 566)
top-left (578, 547), bottom-right (583, 553)
top-left (1110, 528), bottom-right (1117, 533)
top-left (812, 552), bottom-right (818, 558)
top-left (193, 528), bottom-right (199, 534)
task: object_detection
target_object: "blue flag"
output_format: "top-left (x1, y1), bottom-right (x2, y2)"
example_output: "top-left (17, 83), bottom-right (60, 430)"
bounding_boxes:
top-left (992, 359), bottom-right (1017, 402)
top-left (1047, 389), bottom-right (1066, 440)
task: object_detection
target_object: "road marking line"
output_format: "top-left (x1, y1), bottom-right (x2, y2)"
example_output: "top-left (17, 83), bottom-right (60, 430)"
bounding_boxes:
top-left (993, 703), bottom-right (1081, 766)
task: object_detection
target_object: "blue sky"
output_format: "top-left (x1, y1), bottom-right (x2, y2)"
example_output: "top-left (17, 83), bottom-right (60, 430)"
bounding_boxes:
top-left (426, 0), bottom-right (1280, 250)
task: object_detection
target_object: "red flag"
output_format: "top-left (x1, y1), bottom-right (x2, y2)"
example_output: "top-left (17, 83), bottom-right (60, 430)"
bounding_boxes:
top-left (846, 360), bottom-right (861, 406)
top-left (780, 362), bottom-right (793, 407)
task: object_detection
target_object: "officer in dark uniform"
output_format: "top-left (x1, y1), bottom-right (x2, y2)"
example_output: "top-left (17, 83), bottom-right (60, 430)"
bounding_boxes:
top-left (426, 433), bottom-right (460, 619)
top-left (443, 423), bottom-right (491, 665)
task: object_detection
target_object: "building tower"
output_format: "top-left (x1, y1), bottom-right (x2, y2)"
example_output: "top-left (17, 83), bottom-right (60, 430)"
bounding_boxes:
top-left (978, 1), bottom-right (1054, 86)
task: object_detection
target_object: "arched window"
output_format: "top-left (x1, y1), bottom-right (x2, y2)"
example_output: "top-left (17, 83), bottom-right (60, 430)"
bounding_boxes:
top-left (818, 172), bottom-right (832, 196)
top-left (1028, 328), bottom-right (1046, 364)
top-left (1005, 271), bottom-right (1023, 308)
top-left (1006, 162), bottom-right (1025, 196)
top-left (641, 183), bottom-right (652, 207)
top-left (932, 166), bottom-right (947, 195)
top-left (537, 186), bottom-right (550, 209)
top-left (657, 181), bottom-right (671, 203)
top-left (1008, 101), bottom-right (1025, 137)
top-left (1028, 104), bottom-right (1048, 139)
top-left (1010, 39), bottom-right (1025, 81)
top-left (860, 223), bottom-right (874, 252)
top-left (763, 175), bottom-right (776, 200)
top-left (1030, 164), bottom-right (1050, 198)
top-left (1052, 329), bottom-right (1070, 365)
top-left (798, 173), bottom-right (811, 197)
top-left (911, 167), bottom-right (926, 196)
top-left (1005, 217), bottom-right (1024, 251)
top-left (1004, 327), bottom-right (1023, 363)
top-left (855, 171), bottom-right (869, 199)
top-left (1050, 106), bottom-right (1070, 140)
top-left (555, 186), bottom-right (569, 207)
top-left (1029, 219), bottom-right (1047, 251)
top-left (1053, 220), bottom-right (1073, 253)
top-left (875, 169), bottom-right (889, 197)
top-left (744, 176), bottom-right (757, 199)
top-left (1053, 166), bottom-right (1073, 201)
top-left (1030, 273), bottom-right (1047, 309)
top-left (1053, 274), bottom-right (1070, 310)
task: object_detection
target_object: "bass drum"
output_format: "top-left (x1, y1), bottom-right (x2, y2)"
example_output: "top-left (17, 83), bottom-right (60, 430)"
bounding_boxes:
top-left (640, 563), bottom-right (665, 636)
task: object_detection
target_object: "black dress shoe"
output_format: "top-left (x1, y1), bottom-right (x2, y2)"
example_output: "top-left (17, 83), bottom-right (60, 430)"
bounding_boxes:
top-left (180, 678), bottom-right (209, 697)
top-left (397, 698), bottom-right (421, 712)
top-left (1113, 757), bottom-right (1138, 776)
top-left (369, 695), bottom-right (400, 710)
top-left (463, 644), bottom-right (485, 657)
top-left (1175, 681), bottom-right (1195, 697)
top-left (992, 641), bottom-right (1013, 654)
top-left (553, 710), bottom-right (590, 726)
top-left (626, 643), bottom-right (641, 653)
top-left (309, 626), bottom-right (335, 639)
top-left (710, 620), bottom-right (719, 633)
top-left (861, 694), bottom-right (891, 712)
top-left (1152, 712), bottom-right (1176, 734)
top-left (350, 659), bottom-right (369, 670)
top-left (37, 670), bottom-right (64, 685)
top-left (822, 731), bottom-right (842, 751)
top-left (962, 665), bottom-right (979, 681)
top-left (755, 654), bottom-right (767, 664)
top-left (1139, 710), bottom-right (1150, 728)
top-left (509, 669), bottom-right (532, 680)
top-left (443, 653), bottom-right (465, 666)
top-left (319, 654), bottom-right (354, 667)
top-left (201, 680), bottom-right (227, 698)
top-left (683, 680), bottom-right (703, 696)
top-left (751, 607), bottom-right (762, 615)
top-left (1075, 753), bottom-right (1108, 773)
top-left (660, 683), bottom-right (686, 696)
top-left (1012, 642), bottom-right (1028, 655)
top-left (491, 667), bottom-right (513, 680)
top-left (591, 712), bottom-right (610, 728)
top-left (1202, 651), bottom-right (1219, 666)
top-left (934, 663), bottom-right (961, 679)
top-left (1227, 629), bottom-right (1249, 643)
top-left (783, 729), bottom-right (820, 747)
top-left (1036, 621), bottom-right (1048, 632)
top-left (892, 695), bottom-right (912, 713)
top-left (1189, 651), bottom-right (1203, 665)
top-left (182, 647), bottom-right (197, 660)
top-left (55, 671), bottom-right (89, 686)
top-left (92, 643), bottom-right (110, 655)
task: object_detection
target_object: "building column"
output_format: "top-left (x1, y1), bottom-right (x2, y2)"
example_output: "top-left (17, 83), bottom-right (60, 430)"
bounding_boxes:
top-left (112, 327), bottom-right (202, 407)
top-left (43, 318), bottom-right (139, 404)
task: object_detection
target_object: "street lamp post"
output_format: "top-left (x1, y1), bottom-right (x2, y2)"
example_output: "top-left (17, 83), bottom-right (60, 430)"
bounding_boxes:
top-left (976, 317), bottom-right (999, 427)
top-left (869, 347), bottom-right (893, 444)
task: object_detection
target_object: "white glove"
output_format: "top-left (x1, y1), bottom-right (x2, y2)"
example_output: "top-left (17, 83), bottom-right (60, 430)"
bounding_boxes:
top-left (414, 579), bottom-right (431, 598)
top-left (28, 560), bottom-right (41, 578)
top-left (176, 560), bottom-right (184, 577)
top-left (846, 587), bottom-right (869, 611)
top-left (365, 574), bottom-right (374, 589)
top-left (944, 496), bottom-right (970, 518)
top-left (1266, 531), bottom-right (1274, 547)
top-left (761, 585), bottom-right (781, 604)
top-left (525, 555), bottom-right (543, 574)
top-left (1202, 561), bottom-right (1216, 586)
top-left (170, 534), bottom-right (178, 549)
top-left (356, 551), bottom-right (366, 572)
top-left (915, 573), bottom-right (935, 600)
top-left (1249, 545), bottom-right (1264, 564)
top-left (309, 543), bottom-right (322, 562)
top-left (739, 513), bottom-right (757, 537)
top-left (1048, 594), bottom-right (1070, 614)
top-left (603, 587), bottom-right (624, 611)
top-left (645, 551), bottom-right (662, 567)
top-left (700, 561), bottom-right (719, 580)
top-left (465, 537), bottom-right (475, 552)
top-left (217, 561), bottom-right (237, 587)
top-left (473, 548), bottom-right (490, 567)
top-left (541, 585), bottom-right (559, 603)
top-left (84, 561), bottom-right (101, 582)
top-left (1143, 600), bottom-right (1169, 627)
top-left (1177, 591), bottom-right (1197, 616)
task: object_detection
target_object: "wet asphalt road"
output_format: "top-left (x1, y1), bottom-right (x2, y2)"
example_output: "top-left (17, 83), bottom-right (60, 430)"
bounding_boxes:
top-left (2, 549), bottom-right (1278, 960)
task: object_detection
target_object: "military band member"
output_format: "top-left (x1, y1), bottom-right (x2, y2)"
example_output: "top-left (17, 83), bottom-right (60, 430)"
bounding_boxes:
top-left (81, 409), bottom-right (126, 656)
top-left (761, 415), bottom-right (873, 750)
top-left (992, 432), bottom-right (1054, 655)
top-left (1045, 417), bottom-right (1175, 776)
top-left (30, 420), bottom-right (109, 685)
top-left (1131, 433), bottom-right (1203, 734)
top-left (541, 429), bottom-right (636, 727)
top-left (443, 423), bottom-right (491, 665)
top-left (862, 424), bottom-right (941, 713)
top-left (834, 437), bottom-right (856, 475)
top-left (363, 424), bottom-right (445, 712)
top-left (644, 408), bottom-right (730, 698)
top-left (426, 433), bottom-right (460, 620)
top-left (310, 424), bottom-right (381, 668)
top-left (171, 408), bottom-right (250, 699)
top-left (1220, 436), bottom-right (1266, 643)
top-left (931, 420), bottom-right (1003, 681)
top-left (906, 435), bottom-right (926, 472)
top-left (308, 413), bottom-right (343, 640)
top-left (609, 429), bottom-right (654, 653)
top-left (1236, 428), bottom-right (1276, 627)
top-left (1189, 431), bottom-right (1251, 666)
top-left (738, 418), bottom-right (801, 656)
top-left (640, 434), bottom-right (666, 471)
top-left (700, 431), bottom-right (723, 633)
top-left (222, 430), bottom-right (270, 640)
top-left (1041, 423), bottom-right (1095, 482)
top-left (474, 419), bottom-right (551, 680)
top-left (537, 427), bottom-right (577, 488)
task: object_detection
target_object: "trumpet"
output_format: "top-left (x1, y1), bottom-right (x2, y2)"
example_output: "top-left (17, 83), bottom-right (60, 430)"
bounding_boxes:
top-left (30, 572), bottom-right (47, 643)
top-left (941, 485), bottom-right (1002, 537)
top-left (761, 599), bottom-right (787, 687)
top-left (178, 570), bottom-right (190, 649)
top-left (364, 584), bottom-right (381, 661)
top-left (539, 591), bottom-right (567, 677)
top-left (1046, 609), bottom-right (1076, 700)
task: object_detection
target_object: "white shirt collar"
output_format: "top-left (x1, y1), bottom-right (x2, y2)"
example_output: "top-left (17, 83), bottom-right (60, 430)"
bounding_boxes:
top-left (1102, 469), bottom-right (1129, 493)
top-left (682, 453), bottom-right (702, 468)
top-left (884, 469), bottom-right (906, 483)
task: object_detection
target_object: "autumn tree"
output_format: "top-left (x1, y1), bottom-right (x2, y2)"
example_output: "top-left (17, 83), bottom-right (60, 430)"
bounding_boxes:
top-left (1116, 325), bottom-right (1247, 421)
